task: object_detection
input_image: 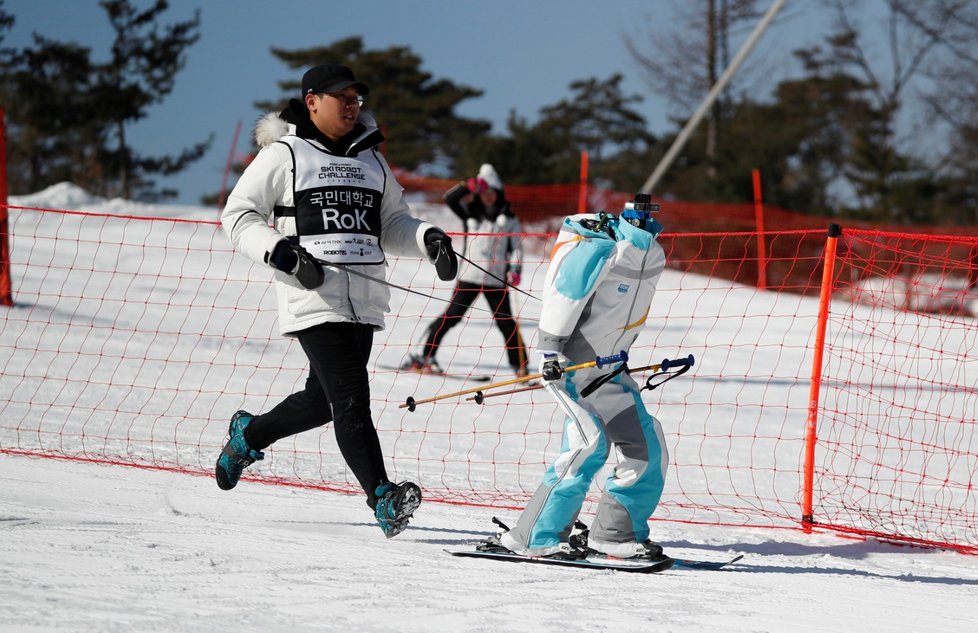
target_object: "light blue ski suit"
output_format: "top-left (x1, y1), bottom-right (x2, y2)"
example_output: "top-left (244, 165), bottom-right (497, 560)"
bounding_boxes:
top-left (501, 212), bottom-right (668, 555)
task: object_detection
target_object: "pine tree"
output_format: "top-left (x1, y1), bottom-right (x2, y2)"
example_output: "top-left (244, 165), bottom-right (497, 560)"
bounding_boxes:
top-left (0, 0), bottom-right (211, 200)
top-left (476, 74), bottom-right (654, 188)
top-left (0, 36), bottom-right (105, 194)
top-left (94, 0), bottom-right (211, 200)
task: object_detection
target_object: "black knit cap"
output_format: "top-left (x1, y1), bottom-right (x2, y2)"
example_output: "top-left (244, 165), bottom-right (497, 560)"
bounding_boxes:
top-left (301, 64), bottom-right (370, 96)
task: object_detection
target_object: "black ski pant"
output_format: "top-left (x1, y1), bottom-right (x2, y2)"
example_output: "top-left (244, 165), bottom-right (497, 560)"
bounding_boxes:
top-left (421, 281), bottom-right (527, 371)
top-left (244, 321), bottom-right (388, 507)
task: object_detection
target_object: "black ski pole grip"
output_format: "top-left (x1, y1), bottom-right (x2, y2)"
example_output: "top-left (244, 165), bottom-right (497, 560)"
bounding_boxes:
top-left (595, 350), bottom-right (628, 369)
top-left (660, 354), bottom-right (695, 371)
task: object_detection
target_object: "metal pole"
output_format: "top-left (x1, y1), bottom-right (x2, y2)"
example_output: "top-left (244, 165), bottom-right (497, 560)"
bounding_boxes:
top-left (639, 0), bottom-right (789, 194)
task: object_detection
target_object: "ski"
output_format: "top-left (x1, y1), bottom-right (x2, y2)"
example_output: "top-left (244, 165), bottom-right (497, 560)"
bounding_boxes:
top-left (447, 549), bottom-right (675, 573)
top-left (672, 554), bottom-right (743, 570)
top-left (448, 549), bottom-right (743, 572)
top-left (376, 364), bottom-right (492, 383)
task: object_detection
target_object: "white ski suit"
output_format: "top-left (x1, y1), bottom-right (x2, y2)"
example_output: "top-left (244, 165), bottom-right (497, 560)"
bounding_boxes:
top-left (501, 212), bottom-right (668, 556)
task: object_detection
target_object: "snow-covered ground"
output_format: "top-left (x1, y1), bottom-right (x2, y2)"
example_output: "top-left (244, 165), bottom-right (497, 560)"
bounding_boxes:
top-left (3, 454), bottom-right (978, 632)
top-left (2, 184), bottom-right (977, 632)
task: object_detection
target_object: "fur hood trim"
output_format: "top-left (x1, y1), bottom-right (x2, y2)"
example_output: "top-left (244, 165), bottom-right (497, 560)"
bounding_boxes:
top-left (254, 112), bottom-right (291, 148)
top-left (253, 109), bottom-right (382, 150)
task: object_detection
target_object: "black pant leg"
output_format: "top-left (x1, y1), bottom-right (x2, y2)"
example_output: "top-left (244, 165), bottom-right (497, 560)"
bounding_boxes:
top-left (483, 287), bottom-right (528, 370)
top-left (421, 282), bottom-right (480, 360)
top-left (245, 369), bottom-right (332, 451)
top-left (297, 321), bottom-right (390, 506)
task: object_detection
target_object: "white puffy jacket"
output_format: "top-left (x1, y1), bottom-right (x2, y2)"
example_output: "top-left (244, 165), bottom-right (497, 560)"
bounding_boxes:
top-left (457, 213), bottom-right (523, 287)
top-left (443, 181), bottom-right (522, 288)
top-left (221, 108), bottom-right (436, 335)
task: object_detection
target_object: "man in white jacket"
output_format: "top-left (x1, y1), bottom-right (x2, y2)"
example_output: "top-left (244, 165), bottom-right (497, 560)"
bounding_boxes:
top-left (216, 64), bottom-right (457, 538)
top-left (489, 195), bottom-right (670, 559)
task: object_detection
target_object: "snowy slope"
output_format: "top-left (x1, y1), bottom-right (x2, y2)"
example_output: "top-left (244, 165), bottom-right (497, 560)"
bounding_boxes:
top-left (3, 455), bottom-right (977, 633)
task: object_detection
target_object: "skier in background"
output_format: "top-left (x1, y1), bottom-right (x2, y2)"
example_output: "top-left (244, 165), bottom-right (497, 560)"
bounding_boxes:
top-left (402, 163), bottom-right (529, 377)
top-left (216, 63), bottom-right (457, 538)
top-left (485, 194), bottom-right (671, 560)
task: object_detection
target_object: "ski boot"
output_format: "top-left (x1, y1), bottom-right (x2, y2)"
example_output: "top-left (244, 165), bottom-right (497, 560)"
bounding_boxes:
top-left (482, 517), bottom-right (585, 560)
top-left (588, 538), bottom-right (668, 561)
top-left (477, 516), bottom-right (515, 553)
top-left (570, 520), bottom-right (667, 561)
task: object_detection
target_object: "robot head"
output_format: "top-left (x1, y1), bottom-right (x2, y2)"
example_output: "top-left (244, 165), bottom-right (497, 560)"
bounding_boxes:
top-left (620, 193), bottom-right (661, 232)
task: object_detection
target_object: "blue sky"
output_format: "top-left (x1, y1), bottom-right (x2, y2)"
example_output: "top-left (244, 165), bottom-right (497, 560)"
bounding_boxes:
top-left (6, 0), bottom-right (830, 205)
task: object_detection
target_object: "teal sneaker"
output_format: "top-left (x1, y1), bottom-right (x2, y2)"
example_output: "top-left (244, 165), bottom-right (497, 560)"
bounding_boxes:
top-left (215, 410), bottom-right (265, 490)
top-left (374, 480), bottom-right (422, 538)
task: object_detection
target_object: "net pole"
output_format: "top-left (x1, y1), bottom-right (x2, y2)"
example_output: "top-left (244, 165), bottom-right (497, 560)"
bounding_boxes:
top-left (802, 223), bottom-right (842, 530)
top-left (217, 119), bottom-right (242, 211)
top-left (752, 168), bottom-right (768, 290)
top-left (0, 106), bottom-right (12, 307)
top-left (577, 150), bottom-right (589, 213)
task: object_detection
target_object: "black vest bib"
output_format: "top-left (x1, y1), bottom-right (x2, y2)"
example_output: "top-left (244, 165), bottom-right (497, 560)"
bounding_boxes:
top-left (284, 137), bottom-right (386, 265)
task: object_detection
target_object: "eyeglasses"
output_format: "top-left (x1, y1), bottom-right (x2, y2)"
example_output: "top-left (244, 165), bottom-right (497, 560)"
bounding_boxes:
top-left (323, 92), bottom-right (364, 108)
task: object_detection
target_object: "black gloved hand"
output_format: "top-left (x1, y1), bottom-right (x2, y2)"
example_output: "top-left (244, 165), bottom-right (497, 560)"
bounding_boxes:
top-left (424, 228), bottom-right (458, 281)
top-left (269, 240), bottom-right (325, 290)
top-left (540, 353), bottom-right (564, 381)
